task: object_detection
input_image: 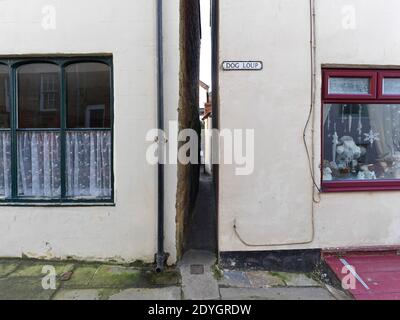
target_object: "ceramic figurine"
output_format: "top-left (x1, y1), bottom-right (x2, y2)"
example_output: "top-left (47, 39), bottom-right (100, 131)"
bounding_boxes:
top-left (335, 136), bottom-right (362, 171)
top-left (359, 165), bottom-right (377, 180)
top-left (323, 167), bottom-right (333, 181)
top-left (357, 171), bottom-right (366, 180)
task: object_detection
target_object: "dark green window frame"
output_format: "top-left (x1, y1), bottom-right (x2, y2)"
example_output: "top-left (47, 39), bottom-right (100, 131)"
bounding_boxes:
top-left (0, 56), bottom-right (114, 205)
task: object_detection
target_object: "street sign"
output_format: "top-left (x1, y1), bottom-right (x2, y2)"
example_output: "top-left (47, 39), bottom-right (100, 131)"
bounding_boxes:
top-left (222, 61), bottom-right (263, 71)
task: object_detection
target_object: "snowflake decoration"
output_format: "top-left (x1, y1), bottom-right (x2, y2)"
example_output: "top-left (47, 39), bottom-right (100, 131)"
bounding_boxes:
top-left (364, 129), bottom-right (380, 145)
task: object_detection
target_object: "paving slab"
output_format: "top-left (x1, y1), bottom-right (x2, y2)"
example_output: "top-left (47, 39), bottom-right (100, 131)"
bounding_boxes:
top-left (0, 277), bottom-right (58, 300)
top-left (89, 265), bottom-right (142, 288)
top-left (246, 271), bottom-right (286, 288)
top-left (180, 250), bottom-right (220, 300)
top-left (220, 287), bottom-right (335, 300)
top-left (109, 287), bottom-right (182, 300)
top-left (61, 265), bottom-right (99, 288)
top-left (62, 264), bottom-right (143, 289)
top-left (0, 260), bottom-right (20, 277)
top-left (219, 270), bottom-right (252, 288)
top-left (52, 289), bottom-right (102, 300)
top-left (145, 270), bottom-right (181, 286)
top-left (270, 272), bottom-right (320, 287)
top-left (9, 261), bottom-right (67, 278)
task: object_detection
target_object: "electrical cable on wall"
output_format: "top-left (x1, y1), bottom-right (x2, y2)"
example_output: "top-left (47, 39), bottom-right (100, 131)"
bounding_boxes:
top-left (304, 0), bottom-right (321, 201)
top-left (233, 0), bottom-right (318, 247)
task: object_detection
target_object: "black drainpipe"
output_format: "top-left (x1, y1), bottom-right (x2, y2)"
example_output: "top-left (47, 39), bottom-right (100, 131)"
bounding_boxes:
top-left (155, 0), bottom-right (167, 273)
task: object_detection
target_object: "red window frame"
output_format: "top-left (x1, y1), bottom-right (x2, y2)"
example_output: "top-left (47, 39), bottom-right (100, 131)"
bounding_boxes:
top-left (322, 68), bottom-right (400, 193)
top-left (323, 69), bottom-right (377, 100)
top-left (378, 71), bottom-right (400, 100)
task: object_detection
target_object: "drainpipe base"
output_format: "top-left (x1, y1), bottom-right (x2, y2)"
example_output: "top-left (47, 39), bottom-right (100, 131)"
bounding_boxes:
top-left (155, 252), bottom-right (169, 273)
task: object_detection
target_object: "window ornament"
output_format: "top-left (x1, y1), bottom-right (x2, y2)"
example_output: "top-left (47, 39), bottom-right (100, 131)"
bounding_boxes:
top-left (363, 129), bottom-right (380, 145)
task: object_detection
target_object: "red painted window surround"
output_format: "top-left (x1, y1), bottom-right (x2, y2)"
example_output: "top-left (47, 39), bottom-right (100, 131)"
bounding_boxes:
top-left (323, 69), bottom-right (377, 100)
top-left (378, 71), bottom-right (400, 100)
top-left (322, 69), bottom-right (400, 193)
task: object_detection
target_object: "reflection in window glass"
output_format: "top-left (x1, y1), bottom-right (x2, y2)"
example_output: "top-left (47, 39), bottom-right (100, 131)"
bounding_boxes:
top-left (323, 104), bottom-right (400, 182)
top-left (17, 64), bottom-right (60, 128)
top-left (0, 65), bottom-right (10, 128)
top-left (383, 78), bottom-right (400, 95)
top-left (66, 63), bottom-right (111, 128)
top-left (328, 77), bottom-right (370, 95)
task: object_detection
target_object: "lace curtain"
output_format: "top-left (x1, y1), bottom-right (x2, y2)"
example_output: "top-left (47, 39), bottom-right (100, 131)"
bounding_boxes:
top-left (0, 132), bottom-right (11, 198)
top-left (17, 132), bottom-right (61, 197)
top-left (367, 104), bottom-right (400, 159)
top-left (66, 131), bottom-right (112, 198)
top-left (0, 131), bottom-right (111, 199)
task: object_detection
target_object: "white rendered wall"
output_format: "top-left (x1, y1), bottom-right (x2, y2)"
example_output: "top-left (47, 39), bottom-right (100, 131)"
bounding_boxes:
top-left (0, 0), bottom-right (179, 263)
top-left (219, 0), bottom-right (400, 252)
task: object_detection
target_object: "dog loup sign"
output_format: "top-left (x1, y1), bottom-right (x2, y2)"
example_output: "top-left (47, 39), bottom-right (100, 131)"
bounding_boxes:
top-left (222, 61), bottom-right (263, 71)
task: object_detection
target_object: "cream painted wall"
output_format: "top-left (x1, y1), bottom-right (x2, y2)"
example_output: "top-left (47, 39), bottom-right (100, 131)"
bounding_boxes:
top-left (0, 0), bottom-right (179, 263)
top-left (219, 0), bottom-right (400, 252)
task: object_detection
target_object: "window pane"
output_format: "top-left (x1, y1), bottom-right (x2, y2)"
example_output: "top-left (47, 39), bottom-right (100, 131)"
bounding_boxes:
top-left (383, 78), bottom-right (400, 95)
top-left (17, 131), bottom-right (61, 198)
top-left (0, 132), bottom-right (11, 198)
top-left (323, 104), bottom-right (400, 182)
top-left (0, 65), bottom-right (10, 128)
top-left (66, 131), bottom-right (111, 198)
top-left (66, 63), bottom-right (111, 128)
top-left (328, 77), bottom-right (370, 95)
top-left (17, 64), bottom-right (60, 128)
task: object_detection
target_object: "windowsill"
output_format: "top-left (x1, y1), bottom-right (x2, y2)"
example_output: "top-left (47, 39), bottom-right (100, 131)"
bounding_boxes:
top-left (0, 202), bottom-right (116, 207)
top-left (322, 180), bottom-right (400, 193)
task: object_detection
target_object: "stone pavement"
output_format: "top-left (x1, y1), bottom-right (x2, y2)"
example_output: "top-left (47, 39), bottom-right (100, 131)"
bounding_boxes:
top-left (0, 259), bottom-right (181, 300)
top-left (0, 258), bottom-right (349, 300)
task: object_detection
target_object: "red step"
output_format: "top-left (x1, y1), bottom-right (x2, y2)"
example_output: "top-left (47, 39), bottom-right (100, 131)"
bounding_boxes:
top-left (323, 250), bottom-right (400, 300)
